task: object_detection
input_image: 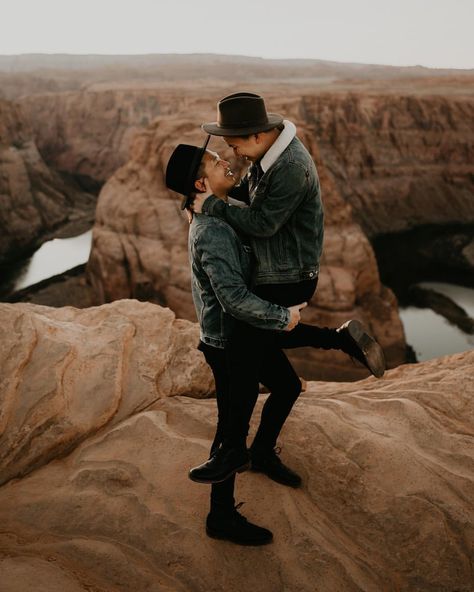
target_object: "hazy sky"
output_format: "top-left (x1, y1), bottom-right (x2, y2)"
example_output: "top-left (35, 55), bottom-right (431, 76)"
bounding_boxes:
top-left (1, 0), bottom-right (473, 69)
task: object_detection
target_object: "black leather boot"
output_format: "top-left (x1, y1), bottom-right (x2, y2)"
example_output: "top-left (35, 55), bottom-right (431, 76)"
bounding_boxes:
top-left (337, 319), bottom-right (386, 378)
top-left (189, 446), bottom-right (250, 484)
top-left (250, 446), bottom-right (302, 488)
top-left (206, 503), bottom-right (273, 545)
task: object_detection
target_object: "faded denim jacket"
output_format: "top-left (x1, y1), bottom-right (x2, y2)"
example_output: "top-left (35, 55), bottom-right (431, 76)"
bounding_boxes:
top-left (189, 213), bottom-right (290, 349)
top-left (201, 121), bottom-right (324, 285)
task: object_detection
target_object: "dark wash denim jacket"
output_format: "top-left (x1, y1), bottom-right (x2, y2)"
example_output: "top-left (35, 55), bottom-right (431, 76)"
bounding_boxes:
top-left (189, 213), bottom-right (290, 349)
top-left (202, 136), bottom-right (324, 285)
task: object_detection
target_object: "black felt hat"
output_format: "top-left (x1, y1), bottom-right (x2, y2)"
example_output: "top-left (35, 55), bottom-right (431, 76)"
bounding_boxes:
top-left (165, 135), bottom-right (210, 209)
top-left (202, 92), bottom-right (283, 136)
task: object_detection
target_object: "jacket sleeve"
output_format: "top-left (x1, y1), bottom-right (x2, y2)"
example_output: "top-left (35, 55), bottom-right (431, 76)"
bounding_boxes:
top-left (195, 226), bottom-right (290, 331)
top-left (202, 162), bottom-right (309, 238)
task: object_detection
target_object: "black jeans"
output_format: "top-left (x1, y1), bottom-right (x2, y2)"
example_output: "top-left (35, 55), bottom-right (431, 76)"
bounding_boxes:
top-left (225, 278), bottom-right (342, 450)
top-left (199, 338), bottom-right (302, 513)
top-left (256, 279), bottom-right (341, 350)
top-left (199, 343), bottom-right (235, 514)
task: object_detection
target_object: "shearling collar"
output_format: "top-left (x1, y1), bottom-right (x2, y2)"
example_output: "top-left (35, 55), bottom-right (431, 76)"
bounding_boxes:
top-left (260, 119), bottom-right (297, 173)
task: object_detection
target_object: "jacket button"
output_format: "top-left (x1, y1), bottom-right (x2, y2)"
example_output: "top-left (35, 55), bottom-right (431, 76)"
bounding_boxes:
top-left (309, 272), bottom-right (314, 277)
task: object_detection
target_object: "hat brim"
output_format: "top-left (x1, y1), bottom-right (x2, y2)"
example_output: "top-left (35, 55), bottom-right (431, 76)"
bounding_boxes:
top-left (202, 113), bottom-right (284, 137)
top-left (180, 135), bottom-right (210, 210)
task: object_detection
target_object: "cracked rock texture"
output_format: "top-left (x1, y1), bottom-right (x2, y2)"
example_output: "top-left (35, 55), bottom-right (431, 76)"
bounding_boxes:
top-left (0, 300), bottom-right (473, 592)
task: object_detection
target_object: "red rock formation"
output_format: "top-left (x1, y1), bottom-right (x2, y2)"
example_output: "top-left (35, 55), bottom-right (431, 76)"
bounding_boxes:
top-left (86, 98), bottom-right (405, 380)
top-left (0, 300), bottom-right (213, 486)
top-left (303, 93), bottom-right (474, 235)
top-left (0, 99), bottom-right (96, 264)
top-left (18, 88), bottom-right (472, 375)
top-left (19, 89), bottom-right (218, 182)
top-left (0, 300), bottom-right (472, 591)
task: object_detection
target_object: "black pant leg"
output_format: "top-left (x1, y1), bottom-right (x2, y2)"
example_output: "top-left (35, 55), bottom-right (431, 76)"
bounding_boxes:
top-left (255, 279), bottom-right (342, 350)
top-left (275, 323), bottom-right (342, 350)
top-left (252, 346), bottom-right (302, 452)
top-left (198, 342), bottom-right (236, 513)
top-left (199, 342), bottom-right (230, 455)
top-left (223, 320), bottom-right (274, 449)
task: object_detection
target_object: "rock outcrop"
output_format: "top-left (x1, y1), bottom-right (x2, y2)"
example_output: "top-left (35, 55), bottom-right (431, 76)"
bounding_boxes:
top-left (85, 95), bottom-right (406, 380)
top-left (0, 300), bottom-right (213, 486)
top-left (14, 89), bottom-right (473, 374)
top-left (0, 300), bottom-right (472, 592)
top-left (303, 93), bottom-right (474, 289)
top-left (304, 93), bottom-right (474, 235)
top-left (19, 89), bottom-right (172, 183)
top-left (0, 99), bottom-right (96, 265)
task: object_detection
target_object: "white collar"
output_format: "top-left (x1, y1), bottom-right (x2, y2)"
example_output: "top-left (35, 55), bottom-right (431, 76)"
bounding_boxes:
top-left (260, 120), bottom-right (296, 173)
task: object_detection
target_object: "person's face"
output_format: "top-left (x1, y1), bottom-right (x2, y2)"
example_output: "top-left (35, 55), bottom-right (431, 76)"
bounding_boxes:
top-left (196, 150), bottom-right (236, 195)
top-left (223, 134), bottom-right (264, 162)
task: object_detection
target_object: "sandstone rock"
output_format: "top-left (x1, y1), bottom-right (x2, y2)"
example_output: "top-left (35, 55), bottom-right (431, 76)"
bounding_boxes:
top-left (0, 99), bottom-right (96, 265)
top-left (303, 93), bottom-right (474, 236)
top-left (19, 89), bottom-right (217, 183)
top-left (0, 300), bottom-right (213, 486)
top-left (0, 301), bottom-right (472, 592)
top-left (86, 101), bottom-right (406, 380)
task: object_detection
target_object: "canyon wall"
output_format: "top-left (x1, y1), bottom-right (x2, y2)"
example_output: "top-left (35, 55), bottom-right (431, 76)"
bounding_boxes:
top-left (8, 88), bottom-right (473, 376)
top-left (85, 97), bottom-right (405, 380)
top-left (304, 93), bottom-right (474, 235)
top-left (0, 99), bottom-right (96, 265)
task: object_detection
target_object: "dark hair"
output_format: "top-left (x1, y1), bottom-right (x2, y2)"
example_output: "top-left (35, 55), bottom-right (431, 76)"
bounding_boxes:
top-left (195, 158), bottom-right (206, 180)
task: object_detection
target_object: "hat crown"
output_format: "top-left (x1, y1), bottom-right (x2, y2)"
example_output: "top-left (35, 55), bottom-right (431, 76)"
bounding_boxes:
top-left (217, 93), bottom-right (269, 129)
top-left (165, 143), bottom-right (202, 196)
top-left (165, 135), bottom-right (210, 209)
top-left (202, 92), bottom-right (284, 136)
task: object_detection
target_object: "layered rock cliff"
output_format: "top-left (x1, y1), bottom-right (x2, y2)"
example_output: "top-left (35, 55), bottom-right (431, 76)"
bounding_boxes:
top-left (12, 88), bottom-right (474, 376)
top-left (19, 89), bottom-right (215, 182)
top-left (84, 94), bottom-right (407, 380)
top-left (0, 99), bottom-right (96, 265)
top-left (303, 93), bottom-right (474, 235)
top-left (303, 93), bottom-right (474, 287)
top-left (0, 300), bottom-right (472, 592)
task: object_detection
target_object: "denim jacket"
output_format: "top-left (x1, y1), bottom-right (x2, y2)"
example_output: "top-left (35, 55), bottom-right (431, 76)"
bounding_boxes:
top-left (189, 213), bottom-right (290, 349)
top-left (202, 134), bottom-right (324, 285)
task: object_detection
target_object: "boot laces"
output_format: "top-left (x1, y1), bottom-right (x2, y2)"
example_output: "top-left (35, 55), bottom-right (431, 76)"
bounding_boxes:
top-left (233, 501), bottom-right (249, 524)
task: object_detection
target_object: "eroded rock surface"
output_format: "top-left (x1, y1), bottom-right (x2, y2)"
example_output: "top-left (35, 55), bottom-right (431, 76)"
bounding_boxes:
top-left (0, 99), bottom-right (96, 264)
top-left (303, 93), bottom-right (474, 236)
top-left (0, 300), bottom-right (213, 486)
top-left (0, 300), bottom-right (472, 592)
top-left (85, 97), bottom-right (406, 380)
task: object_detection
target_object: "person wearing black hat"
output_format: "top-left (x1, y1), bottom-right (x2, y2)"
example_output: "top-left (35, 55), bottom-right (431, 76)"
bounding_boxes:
top-left (189, 92), bottom-right (386, 484)
top-left (166, 139), bottom-right (307, 545)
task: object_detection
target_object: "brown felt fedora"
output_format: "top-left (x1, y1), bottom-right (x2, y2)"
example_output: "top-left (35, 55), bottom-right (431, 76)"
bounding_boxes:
top-left (202, 92), bottom-right (284, 137)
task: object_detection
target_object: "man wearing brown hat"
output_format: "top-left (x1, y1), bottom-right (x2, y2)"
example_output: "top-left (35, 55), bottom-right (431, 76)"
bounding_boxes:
top-left (191, 92), bottom-right (385, 485)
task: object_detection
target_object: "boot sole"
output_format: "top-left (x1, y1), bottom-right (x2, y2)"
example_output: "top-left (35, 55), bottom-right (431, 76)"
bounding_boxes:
top-left (347, 320), bottom-right (386, 378)
top-left (206, 526), bottom-right (273, 546)
top-left (188, 461), bottom-right (250, 484)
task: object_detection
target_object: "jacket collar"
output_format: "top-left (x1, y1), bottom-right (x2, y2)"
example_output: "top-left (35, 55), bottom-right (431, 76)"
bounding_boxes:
top-left (260, 119), bottom-right (296, 173)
